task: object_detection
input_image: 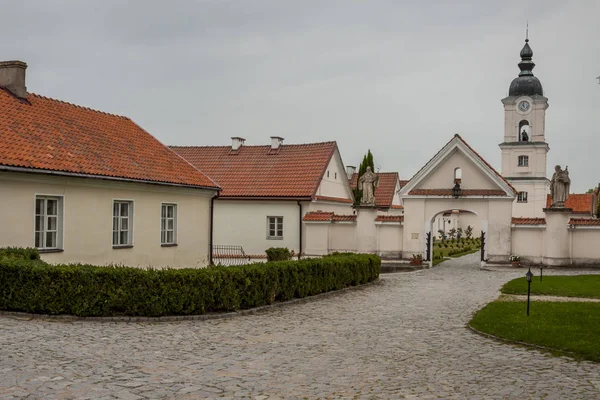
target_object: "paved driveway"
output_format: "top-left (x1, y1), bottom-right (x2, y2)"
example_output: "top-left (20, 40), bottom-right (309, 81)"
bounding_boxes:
top-left (1, 254), bottom-right (599, 399)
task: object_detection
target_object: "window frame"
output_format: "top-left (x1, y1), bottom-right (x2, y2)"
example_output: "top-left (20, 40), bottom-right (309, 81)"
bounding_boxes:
top-left (112, 199), bottom-right (134, 248)
top-left (517, 155), bottom-right (529, 167)
top-left (34, 194), bottom-right (64, 251)
top-left (517, 191), bottom-right (528, 203)
top-left (160, 203), bottom-right (178, 246)
top-left (267, 216), bottom-right (284, 240)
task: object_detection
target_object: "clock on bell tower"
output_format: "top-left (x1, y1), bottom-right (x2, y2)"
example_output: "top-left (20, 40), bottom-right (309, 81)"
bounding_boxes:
top-left (499, 36), bottom-right (550, 218)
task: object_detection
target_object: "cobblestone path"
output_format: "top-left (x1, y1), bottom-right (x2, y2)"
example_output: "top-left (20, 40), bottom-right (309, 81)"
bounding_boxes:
top-left (1, 254), bottom-right (599, 399)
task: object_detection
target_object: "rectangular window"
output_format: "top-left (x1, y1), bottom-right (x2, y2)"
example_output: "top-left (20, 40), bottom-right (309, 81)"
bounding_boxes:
top-left (35, 196), bottom-right (63, 250)
top-left (518, 155), bottom-right (529, 167)
top-left (267, 216), bottom-right (283, 239)
top-left (161, 203), bottom-right (177, 245)
top-left (517, 192), bottom-right (528, 203)
top-left (113, 201), bottom-right (133, 247)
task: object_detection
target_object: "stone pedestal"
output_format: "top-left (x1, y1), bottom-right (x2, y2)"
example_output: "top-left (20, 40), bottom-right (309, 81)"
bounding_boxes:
top-left (542, 207), bottom-right (572, 266)
top-left (355, 205), bottom-right (378, 254)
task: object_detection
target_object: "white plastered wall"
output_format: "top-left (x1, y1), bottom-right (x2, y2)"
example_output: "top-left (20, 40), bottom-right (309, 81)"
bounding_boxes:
top-left (213, 199), bottom-right (300, 256)
top-left (314, 149), bottom-right (353, 200)
top-left (418, 150), bottom-right (500, 190)
top-left (511, 227), bottom-right (545, 264)
top-left (0, 171), bottom-right (215, 268)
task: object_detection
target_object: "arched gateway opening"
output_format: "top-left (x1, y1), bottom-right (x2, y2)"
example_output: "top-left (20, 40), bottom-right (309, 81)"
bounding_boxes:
top-left (425, 209), bottom-right (488, 268)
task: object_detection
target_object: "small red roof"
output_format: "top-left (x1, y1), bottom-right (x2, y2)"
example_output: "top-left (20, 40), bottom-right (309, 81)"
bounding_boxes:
top-left (512, 217), bottom-right (546, 225)
top-left (0, 89), bottom-right (219, 189)
top-left (172, 142), bottom-right (336, 198)
top-left (349, 171), bottom-right (400, 208)
top-left (569, 218), bottom-right (600, 226)
top-left (375, 215), bottom-right (404, 222)
top-left (315, 195), bottom-right (354, 204)
top-left (303, 211), bottom-right (356, 222)
top-left (409, 189), bottom-right (507, 196)
top-left (546, 194), bottom-right (593, 214)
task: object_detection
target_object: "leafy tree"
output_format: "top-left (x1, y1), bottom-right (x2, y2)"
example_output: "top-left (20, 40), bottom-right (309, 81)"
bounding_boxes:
top-left (438, 229), bottom-right (446, 241)
top-left (448, 228), bottom-right (457, 240)
top-left (353, 149), bottom-right (376, 204)
top-left (465, 225), bottom-right (473, 239)
top-left (586, 188), bottom-right (595, 194)
top-left (456, 228), bottom-right (463, 240)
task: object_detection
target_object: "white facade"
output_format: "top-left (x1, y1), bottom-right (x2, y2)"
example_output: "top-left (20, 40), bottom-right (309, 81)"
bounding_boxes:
top-left (0, 171), bottom-right (215, 268)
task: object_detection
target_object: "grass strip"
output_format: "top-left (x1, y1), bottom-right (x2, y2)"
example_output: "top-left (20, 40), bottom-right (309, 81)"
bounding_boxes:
top-left (502, 275), bottom-right (600, 299)
top-left (470, 301), bottom-right (600, 362)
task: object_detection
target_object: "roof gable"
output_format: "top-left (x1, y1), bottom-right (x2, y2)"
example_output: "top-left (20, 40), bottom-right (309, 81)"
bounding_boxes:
top-left (314, 148), bottom-right (354, 201)
top-left (0, 89), bottom-right (219, 189)
top-left (171, 141), bottom-right (336, 198)
top-left (400, 135), bottom-right (516, 198)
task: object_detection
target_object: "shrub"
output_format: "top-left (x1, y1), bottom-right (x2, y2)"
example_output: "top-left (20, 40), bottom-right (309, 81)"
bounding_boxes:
top-left (0, 247), bottom-right (40, 261)
top-left (265, 247), bottom-right (293, 262)
top-left (0, 249), bottom-right (380, 317)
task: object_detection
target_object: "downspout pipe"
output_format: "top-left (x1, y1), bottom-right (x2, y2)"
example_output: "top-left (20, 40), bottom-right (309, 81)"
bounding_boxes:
top-left (209, 192), bottom-right (219, 265)
top-left (298, 201), bottom-right (303, 260)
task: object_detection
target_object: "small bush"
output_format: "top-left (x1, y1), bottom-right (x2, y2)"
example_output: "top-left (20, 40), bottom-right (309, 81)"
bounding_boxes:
top-left (0, 247), bottom-right (40, 261)
top-left (0, 249), bottom-right (380, 317)
top-left (265, 247), bottom-right (293, 262)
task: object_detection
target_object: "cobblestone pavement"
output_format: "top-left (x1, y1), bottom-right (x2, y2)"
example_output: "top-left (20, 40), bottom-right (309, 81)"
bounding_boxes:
top-left (1, 254), bottom-right (599, 399)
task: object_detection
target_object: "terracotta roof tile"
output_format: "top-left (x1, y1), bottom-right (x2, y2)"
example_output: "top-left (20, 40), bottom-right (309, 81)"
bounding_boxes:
top-left (303, 211), bottom-right (334, 221)
top-left (409, 189), bottom-right (507, 196)
top-left (399, 180), bottom-right (410, 188)
top-left (512, 217), bottom-right (546, 225)
top-left (390, 204), bottom-right (404, 209)
top-left (375, 215), bottom-right (404, 222)
top-left (332, 214), bottom-right (357, 222)
top-left (0, 89), bottom-right (219, 189)
top-left (546, 194), bottom-right (593, 214)
top-left (315, 195), bottom-right (353, 204)
top-left (172, 142), bottom-right (336, 198)
top-left (569, 218), bottom-right (600, 226)
top-left (349, 171), bottom-right (399, 208)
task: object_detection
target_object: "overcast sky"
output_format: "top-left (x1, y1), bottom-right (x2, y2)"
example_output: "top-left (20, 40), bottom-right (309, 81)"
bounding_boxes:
top-left (2, 0), bottom-right (599, 192)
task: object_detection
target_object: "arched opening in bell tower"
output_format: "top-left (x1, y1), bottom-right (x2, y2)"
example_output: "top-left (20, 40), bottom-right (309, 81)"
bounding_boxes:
top-left (518, 120), bottom-right (530, 142)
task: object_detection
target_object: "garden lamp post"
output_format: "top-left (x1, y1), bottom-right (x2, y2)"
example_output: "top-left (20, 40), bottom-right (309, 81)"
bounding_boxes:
top-left (526, 268), bottom-right (533, 316)
top-left (540, 266), bottom-right (543, 282)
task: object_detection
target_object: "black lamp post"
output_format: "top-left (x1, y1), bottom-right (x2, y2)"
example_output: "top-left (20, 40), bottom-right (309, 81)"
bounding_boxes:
top-left (526, 268), bottom-right (533, 316)
top-left (452, 182), bottom-right (462, 198)
top-left (540, 266), bottom-right (543, 282)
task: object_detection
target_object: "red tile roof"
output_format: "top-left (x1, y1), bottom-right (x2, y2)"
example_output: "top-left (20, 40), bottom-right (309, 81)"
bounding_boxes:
top-left (409, 189), bottom-right (507, 196)
top-left (399, 180), bottom-right (410, 188)
top-left (172, 142), bottom-right (336, 198)
top-left (0, 89), bottom-right (219, 189)
top-left (303, 211), bottom-right (356, 222)
top-left (569, 218), bottom-right (600, 226)
top-left (375, 215), bottom-right (404, 222)
top-left (390, 205), bottom-right (404, 209)
top-left (546, 194), bottom-right (593, 214)
top-left (512, 217), bottom-right (546, 225)
top-left (349, 171), bottom-right (400, 208)
top-left (315, 195), bottom-right (354, 204)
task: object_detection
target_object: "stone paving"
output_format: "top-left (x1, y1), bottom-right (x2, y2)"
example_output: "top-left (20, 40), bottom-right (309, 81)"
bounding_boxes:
top-left (1, 253), bottom-right (599, 399)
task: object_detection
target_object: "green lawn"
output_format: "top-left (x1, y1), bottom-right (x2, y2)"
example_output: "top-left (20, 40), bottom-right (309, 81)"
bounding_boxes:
top-left (501, 275), bottom-right (600, 299)
top-left (470, 301), bottom-right (600, 362)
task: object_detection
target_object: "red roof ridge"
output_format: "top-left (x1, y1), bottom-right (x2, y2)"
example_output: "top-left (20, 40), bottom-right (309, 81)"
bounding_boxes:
top-left (512, 217), bottom-right (546, 225)
top-left (171, 141), bottom-right (337, 150)
top-left (29, 92), bottom-right (130, 120)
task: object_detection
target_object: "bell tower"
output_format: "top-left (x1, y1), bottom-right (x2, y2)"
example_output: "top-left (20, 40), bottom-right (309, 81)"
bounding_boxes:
top-left (499, 35), bottom-right (550, 218)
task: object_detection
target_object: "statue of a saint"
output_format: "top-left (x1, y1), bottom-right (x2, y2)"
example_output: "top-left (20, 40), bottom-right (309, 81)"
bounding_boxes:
top-left (358, 166), bottom-right (378, 205)
top-left (550, 165), bottom-right (571, 207)
top-left (521, 130), bottom-right (529, 142)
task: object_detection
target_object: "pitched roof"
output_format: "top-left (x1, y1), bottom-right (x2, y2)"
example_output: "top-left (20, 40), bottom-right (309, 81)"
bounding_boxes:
top-left (546, 194), bottom-right (593, 214)
top-left (0, 89), bottom-right (219, 189)
top-left (512, 217), bottom-right (546, 225)
top-left (303, 211), bottom-right (356, 222)
top-left (349, 171), bottom-right (400, 208)
top-left (172, 142), bottom-right (336, 198)
top-left (315, 195), bottom-right (354, 204)
top-left (569, 218), bottom-right (600, 226)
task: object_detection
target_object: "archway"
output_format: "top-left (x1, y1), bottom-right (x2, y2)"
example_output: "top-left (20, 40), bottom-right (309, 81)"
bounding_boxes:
top-left (425, 208), bottom-right (488, 268)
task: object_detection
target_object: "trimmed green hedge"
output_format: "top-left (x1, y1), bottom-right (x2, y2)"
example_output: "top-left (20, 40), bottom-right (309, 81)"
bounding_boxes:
top-left (0, 248), bottom-right (380, 317)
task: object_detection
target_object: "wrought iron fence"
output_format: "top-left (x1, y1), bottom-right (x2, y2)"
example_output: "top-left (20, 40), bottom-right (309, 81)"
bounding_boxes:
top-left (212, 245), bottom-right (252, 266)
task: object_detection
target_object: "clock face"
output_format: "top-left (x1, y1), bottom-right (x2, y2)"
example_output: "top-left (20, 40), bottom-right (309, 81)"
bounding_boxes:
top-left (518, 101), bottom-right (531, 113)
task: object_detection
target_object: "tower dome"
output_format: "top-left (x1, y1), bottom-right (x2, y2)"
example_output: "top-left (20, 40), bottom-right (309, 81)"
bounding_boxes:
top-left (508, 38), bottom-right (543, 97)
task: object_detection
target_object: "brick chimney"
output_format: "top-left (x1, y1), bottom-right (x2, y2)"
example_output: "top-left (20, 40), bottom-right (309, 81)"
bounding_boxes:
top-left (231, 137), bottom-right (245, 151)
top-left (0, 61), bottom-right (28, 99)
top-left (346, 165), bottom-right (356, 180)
top-left (270, 136), bottom-right (284, 150)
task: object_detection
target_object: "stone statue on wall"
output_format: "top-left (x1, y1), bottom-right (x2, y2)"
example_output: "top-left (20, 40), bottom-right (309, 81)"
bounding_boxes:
top-left (550, 165), bottom-right (571, 207)
top-left (358, 166), bottom-right (378, 205)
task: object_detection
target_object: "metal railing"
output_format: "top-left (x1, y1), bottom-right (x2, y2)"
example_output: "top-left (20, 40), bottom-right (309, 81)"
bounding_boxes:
top-left (212, 245), bottom-right (252, 266)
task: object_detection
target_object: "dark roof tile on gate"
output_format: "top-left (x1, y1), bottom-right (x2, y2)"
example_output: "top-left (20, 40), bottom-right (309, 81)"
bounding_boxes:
top-left (512, 217), bottom-right (546, 225)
